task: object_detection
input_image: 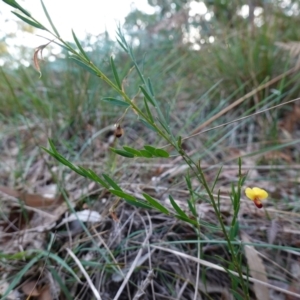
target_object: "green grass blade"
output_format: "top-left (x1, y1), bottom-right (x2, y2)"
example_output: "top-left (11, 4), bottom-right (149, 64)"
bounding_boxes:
top-left (1, 253), bottom-right (43, 299)
top-left (48, 267), bottom-right (73, 300)
top-left (47, 252), bottom-right (81, 282)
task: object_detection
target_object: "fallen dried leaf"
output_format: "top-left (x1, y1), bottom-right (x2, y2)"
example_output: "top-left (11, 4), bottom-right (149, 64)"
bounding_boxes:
top-left (20, 193), bottom-right (64, 208)
top-left (21, 280), bottom-right (40, 296)
top-left (241, 231), bottom-right (270, 300)
top-left (0, 185), bottom-right (19, 198)
top-left (37, 285), bottom-right (52, 300)
top-left (0, 185), bottom-right (64, 208)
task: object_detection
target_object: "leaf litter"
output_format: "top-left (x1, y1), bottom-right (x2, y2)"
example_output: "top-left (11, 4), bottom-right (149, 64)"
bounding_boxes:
top-left (1, 93), bottom-right (300, 299)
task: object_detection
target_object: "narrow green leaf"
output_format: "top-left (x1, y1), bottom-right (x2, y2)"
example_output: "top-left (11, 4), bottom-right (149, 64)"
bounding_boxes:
top-left (69, 56), bottom-right (97, 75)
top-left (123, 146), bottom-right (142, 156)
top-left (51, 40), bottom-right (70, 52)
top-left (229, 220), bottom-right (239, 240)
top-left (169, 195), bottom-right (189, 219)
top-left (125, 199), bottom-right (152, 209)
top-left (86, 169), bottom-right (109, 189)
top-left (48, 139), bottom-right (58, 154)
top-left (43, 141), bottom-right (86, 176)
top-left (78, 167), bottom-right (112, 186)
top-left (147, 77), bottom-right (155, 96)
top-left (101, 97), bottom-right (130, 107)
top-left (143, 193), bottom-right (169, 214)
top-left (187, 199), bottom-right (197, 217)
top-left (78, 166), bottom-right (94, 177)
top-left (110, 190), bottom-right (152, 209)
top-left (109, 189), bottom-right (137, 201)
top-left (139, 118), bottom-right (157, 132)
top-left (139, 149), bottom-right (153, 158)
top-left (140, 85), bottom-right (155, 106)
top-left (211, 166), bottom-right (222, 192)
top-left (110, 148), bottom-right (135, 158)
top-left (41, 0), bottom-right (60, 36)
top-left (175, 214), bottom-right (197, 226)
top-left (157, 118), bottom-right (171, 134)
top-left (144, 145), bottom-right (156, 154)
top-left (143, 146), bottom-right (169, 159)
top-left (185, 176), bottom-right (192, 191)
top-left (116, 38), bottom-right (128, 53)
top-left (12, 12), bottom-right (45, 29)
top-left (3, 0), bottom-right (31, 16)
top-left (42, 147), bottom-right (85, 177)
top-left (110, 56), bottom-right (122, 89)
top-left (102, 174), bottom-right (122, 191)
top-left (72, 29), bottom-right (89, 60)
top-left (154, 148), bottom-right (169, 158)
top-left (177, 136), bottom-right (182, 149)
top-left (144, 97), bottom-right (154, 123)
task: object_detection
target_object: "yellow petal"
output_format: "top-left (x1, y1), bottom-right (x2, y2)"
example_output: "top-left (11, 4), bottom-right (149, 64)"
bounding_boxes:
top-left (245, 187), bottom-right (255, 201)
top-left (252, 187), bottom-right (268, 200)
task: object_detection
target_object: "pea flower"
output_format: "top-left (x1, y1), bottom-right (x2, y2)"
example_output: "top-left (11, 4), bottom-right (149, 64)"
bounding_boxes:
top-left (245, 187), bottom-right (268, 208)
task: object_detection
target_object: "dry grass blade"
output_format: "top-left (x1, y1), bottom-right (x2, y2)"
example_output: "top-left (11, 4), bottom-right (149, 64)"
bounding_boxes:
top-left (241, 232), bottom-right (270, 300)
top-left (112, 249), bottom-right (155, 282)
top-left (113, 212), bottom-right (153, 300)
top-left (190, 67), bottom-right (298, 135)
top-left (132, 269), bottom-right (155, 300)
top-left (276, 42), bottom-right (300, 67)
top-left (66, 248), bottom-right (102, 300)
top-left (150, 245), bottom-right (300, 299)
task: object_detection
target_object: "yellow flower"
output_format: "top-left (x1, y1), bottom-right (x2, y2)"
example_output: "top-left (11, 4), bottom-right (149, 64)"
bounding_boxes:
top-left (245, 187), bottom-right (268, 209)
